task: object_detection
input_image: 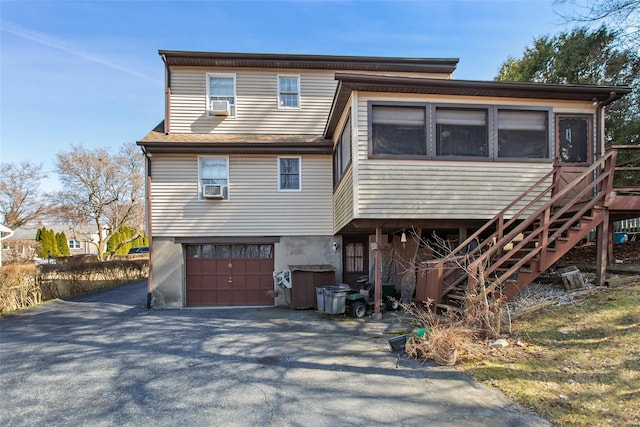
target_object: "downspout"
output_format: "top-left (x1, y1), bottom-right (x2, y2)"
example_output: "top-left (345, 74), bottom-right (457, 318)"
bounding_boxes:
top-left (595, 91), bottom-right (617, 160)
top-left (594, 91), bottom-right (616, 287)
top-left (161, 53), bottom-right (171, 134)
top-left (142, 146), bottom-right (154, 308)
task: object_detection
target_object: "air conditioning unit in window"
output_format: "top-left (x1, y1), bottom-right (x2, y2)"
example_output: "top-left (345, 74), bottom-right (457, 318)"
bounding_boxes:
top-left (210, 100), bottom-right (230, 116)
top-left (202, 184), bottom-right (225, 199)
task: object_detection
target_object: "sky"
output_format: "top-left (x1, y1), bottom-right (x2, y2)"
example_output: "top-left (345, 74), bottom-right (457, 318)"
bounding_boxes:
top-left (1, 0), bottom-right (580, 192)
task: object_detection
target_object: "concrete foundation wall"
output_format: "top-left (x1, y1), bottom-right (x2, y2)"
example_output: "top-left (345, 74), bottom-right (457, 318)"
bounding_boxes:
top-left (273, 235), bottom-right (342, 306)
top-left (149, 238), bottom-right (184, 308)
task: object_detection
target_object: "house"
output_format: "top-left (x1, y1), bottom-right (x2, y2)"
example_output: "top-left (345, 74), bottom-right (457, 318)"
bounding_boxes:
top-left (5, 224), bottom-right (95, 261)
top-left (138, 50), bottom-right (636, 310)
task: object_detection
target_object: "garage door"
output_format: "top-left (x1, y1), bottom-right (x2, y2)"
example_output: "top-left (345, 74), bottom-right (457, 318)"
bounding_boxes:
top-left (185, 243), bottom-right (274, 307)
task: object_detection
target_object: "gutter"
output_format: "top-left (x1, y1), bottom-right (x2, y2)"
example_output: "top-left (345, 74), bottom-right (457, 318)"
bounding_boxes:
top-left (161, 53), bottom-right (171, 134)
top-left (141, 146), bottom-right (154, 309)
top-left (595, 91), bottom-right (617, 160)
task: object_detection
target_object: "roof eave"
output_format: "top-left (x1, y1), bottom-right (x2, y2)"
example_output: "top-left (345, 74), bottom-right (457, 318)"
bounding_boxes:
top-left (136, 141), bottom-right (333, 155)
top-left (158, 50), bottom-right (459, 74)
top-left (324, 73), bottom-right (633, 136)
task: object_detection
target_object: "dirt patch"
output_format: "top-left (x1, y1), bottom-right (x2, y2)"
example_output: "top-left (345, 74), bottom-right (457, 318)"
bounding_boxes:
top-left (559, 240), bottom-right (640, 265)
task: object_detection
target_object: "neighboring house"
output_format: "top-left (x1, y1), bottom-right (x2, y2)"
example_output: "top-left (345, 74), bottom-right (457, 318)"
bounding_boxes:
top-left (138, 50), bottom-right (633, 309)
top-left (8, 225), bottom-right (96, 259)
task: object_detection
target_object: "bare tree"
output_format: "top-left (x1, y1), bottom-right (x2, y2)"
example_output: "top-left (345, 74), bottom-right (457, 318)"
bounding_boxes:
top-left (556, 0), bottom-right (640, 46)
top-left (0, 162), bottom-right (50, 229)
top-left (54, 143), bottom-right (145, 261)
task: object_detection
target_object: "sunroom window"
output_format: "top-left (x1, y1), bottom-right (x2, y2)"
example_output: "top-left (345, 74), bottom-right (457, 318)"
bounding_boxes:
top-left (498, 109), bottom-right (549, 158)
top-left (436, 108), bottom-right (488, 157)
top-left (371, 106), bottom-right (426, 156)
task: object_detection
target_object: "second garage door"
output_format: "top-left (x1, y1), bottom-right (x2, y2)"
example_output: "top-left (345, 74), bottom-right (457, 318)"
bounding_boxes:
top-left (185, 243), bottom-right (274, 307)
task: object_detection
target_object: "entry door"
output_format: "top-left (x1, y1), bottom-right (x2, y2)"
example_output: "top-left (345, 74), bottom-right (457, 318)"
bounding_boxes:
top-left (554, 115), bottom-right (593, 202)
top-left (342, 237), bottom-right (369, 286)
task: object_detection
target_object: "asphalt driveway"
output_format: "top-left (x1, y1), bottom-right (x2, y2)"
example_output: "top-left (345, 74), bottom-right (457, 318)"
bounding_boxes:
top-left (0, 280), bottom-right (549, 426)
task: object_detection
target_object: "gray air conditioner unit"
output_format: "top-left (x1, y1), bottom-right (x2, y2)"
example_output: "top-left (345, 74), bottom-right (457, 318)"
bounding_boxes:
top-left (202, 184), bottom-right (225, 199)
top-left (210, 100), bottom-right (230, 116)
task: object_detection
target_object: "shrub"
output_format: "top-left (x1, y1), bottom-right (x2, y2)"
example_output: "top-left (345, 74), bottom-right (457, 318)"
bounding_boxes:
top-left (0, 264), bottom-right (43, 313)
top-left (0, 260), bottom-right (148, 314)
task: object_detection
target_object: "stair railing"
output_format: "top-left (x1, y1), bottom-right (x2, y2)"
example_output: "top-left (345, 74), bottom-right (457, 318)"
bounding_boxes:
top-left (431, 149), bottom-right (617, 304)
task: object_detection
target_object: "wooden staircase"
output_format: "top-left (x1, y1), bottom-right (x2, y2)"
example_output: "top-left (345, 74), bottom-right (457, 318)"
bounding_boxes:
top-left (419, 148), bottom-right (630, 312)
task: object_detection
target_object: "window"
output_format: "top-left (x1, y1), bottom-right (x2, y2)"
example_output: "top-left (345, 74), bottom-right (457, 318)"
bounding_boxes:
top-left (557, 116), bottom-right (591, 163)
top-left (367, 101), bottom-right (553, 161)
top-left (436, 108), bottom-right (488, 157)
top-left (199, 156), bottom-right (229, 199)
top-left (278, 157), bottom-right (301, 191)
top-left (498, 109), bottom-right (549, 158)
top-left (278, 75), bottom-right (300, 109)
top-left (345, 242), bottom-right (365, 272)
top-left (68, 240), bottom-right (81, 249)
top-left (207, 73), bottom-right (236, 117)
top-left (371, 105), bottom-right (426, 156)
top-left (333, 116), bottom-right (352, 187)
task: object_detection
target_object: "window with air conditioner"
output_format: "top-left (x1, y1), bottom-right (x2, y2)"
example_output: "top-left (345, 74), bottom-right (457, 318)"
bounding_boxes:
top-left (199, 156), bottom-right (229, 200)
top-left (207, 73), bottom-right (236, 117)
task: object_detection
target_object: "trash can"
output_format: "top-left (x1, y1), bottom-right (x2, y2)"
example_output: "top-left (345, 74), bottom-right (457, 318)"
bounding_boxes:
top-left (315, 287), bottom-right (326, 311)
top-left (614, 232), bottom-right (628, 243)
top-left (323, 286), bottom-right (348, 314)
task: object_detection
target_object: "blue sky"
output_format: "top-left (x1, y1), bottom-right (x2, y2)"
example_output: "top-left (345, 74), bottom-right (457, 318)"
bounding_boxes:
top-left (1, 0), bottom-right (576, 191)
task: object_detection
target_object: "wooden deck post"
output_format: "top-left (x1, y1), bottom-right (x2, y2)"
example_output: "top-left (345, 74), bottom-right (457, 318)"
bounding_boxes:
top-left (374, 227), bottom-right (382, 319)
top-left (595, 208), bottom-right (609, 286)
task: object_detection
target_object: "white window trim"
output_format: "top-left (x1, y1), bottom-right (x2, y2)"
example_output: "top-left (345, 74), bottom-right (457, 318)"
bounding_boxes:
top-left (277, 74), bottom-right (301, 110)
top-left (198, 155), bottom-right (230, 200)
top-left (68, 239), bottom-right (81, 249)
top-left (277, 156), bottom-right (302, 191)
top-left (206, 73), bottom-right (237, 118)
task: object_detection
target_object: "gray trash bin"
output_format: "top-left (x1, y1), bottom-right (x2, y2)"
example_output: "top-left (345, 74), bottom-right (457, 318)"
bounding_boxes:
top-left (323, 286), bottom-right (347, 314)
top-left (315, 287), bottom-right (326, 311)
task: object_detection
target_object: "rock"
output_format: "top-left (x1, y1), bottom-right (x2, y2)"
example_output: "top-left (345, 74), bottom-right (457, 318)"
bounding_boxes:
top-left (491, 338), bottom-right (509, 348)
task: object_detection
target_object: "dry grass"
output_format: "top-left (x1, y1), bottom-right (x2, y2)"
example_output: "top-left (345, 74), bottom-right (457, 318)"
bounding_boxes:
top-left (458, 276), bottom-right (640, 426)
top-left (400, 300), bottom-right (487, 366)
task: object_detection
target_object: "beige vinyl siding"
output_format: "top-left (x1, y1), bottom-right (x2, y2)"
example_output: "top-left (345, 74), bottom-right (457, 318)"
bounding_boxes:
top-left (350, 93), bottom-right (587, 220)
top-left (151, 154), bottom-right (333, 236)
top-left (169, 67), bottom-right (337, 134)
top-left (333, 167), bottom-right (354, 233)
top-left (357, 160), bottom-right (552, 220)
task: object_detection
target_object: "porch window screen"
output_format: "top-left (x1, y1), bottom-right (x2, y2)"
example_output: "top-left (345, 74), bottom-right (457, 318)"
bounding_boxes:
top-left (436, 108), bottom-right (488, 157)
top-left (498, 110), bottom-right (549, 158)
top-left (371, 106), bottom-right (426, 156)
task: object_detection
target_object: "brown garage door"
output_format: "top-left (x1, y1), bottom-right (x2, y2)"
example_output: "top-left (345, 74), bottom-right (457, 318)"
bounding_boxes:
top-left (185, 243), bottom-right (274, 307)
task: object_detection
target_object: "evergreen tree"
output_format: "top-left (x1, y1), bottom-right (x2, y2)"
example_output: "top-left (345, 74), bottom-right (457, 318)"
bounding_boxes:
top-left (56, 231), bottom-right (71, 256)
top-left (496, 26), bottom-right (639, 148)
top-left (35, 227), bottom-right (59, 258)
